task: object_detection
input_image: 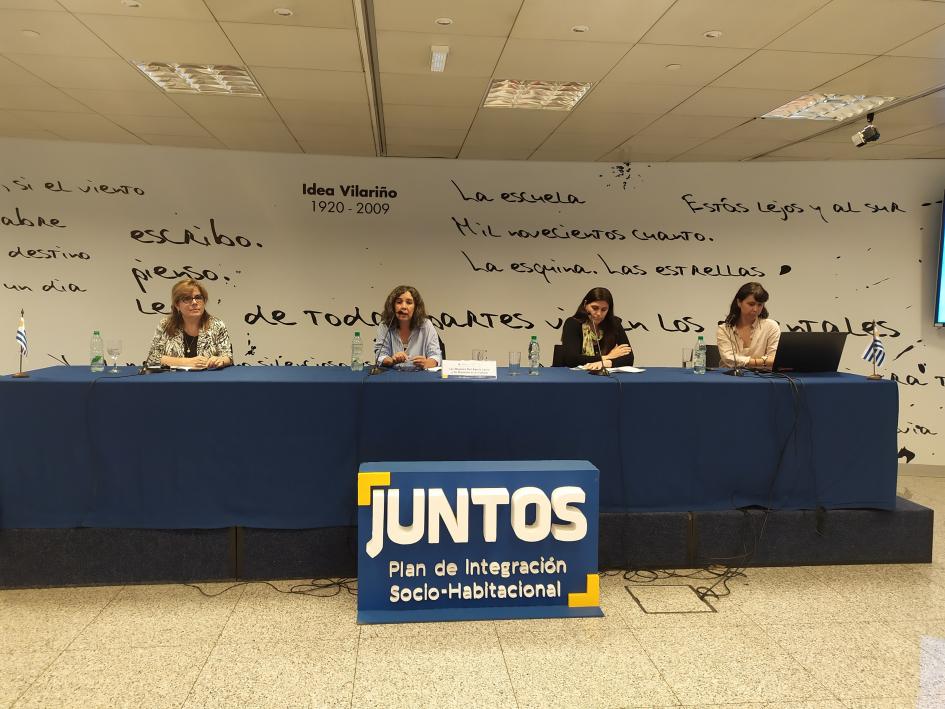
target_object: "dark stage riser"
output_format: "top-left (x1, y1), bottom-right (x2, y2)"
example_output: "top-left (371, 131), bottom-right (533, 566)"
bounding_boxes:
top-left (0, 499), bottom-right (932, 589)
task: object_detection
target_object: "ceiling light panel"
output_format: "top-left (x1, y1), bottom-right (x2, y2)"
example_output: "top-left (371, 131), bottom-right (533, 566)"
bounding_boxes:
top-left (484, 79), bottom-right (592, 111)
top-left (762, 93), bottom-right (896, 121)
top-left (134, 62), bottom-right (262, 96)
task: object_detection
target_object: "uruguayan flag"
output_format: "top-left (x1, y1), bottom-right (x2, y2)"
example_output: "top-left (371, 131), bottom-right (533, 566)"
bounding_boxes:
top-left (16, 314), bottom-right (27, 356)
top-left (862, 336), bottom-right (885, 367)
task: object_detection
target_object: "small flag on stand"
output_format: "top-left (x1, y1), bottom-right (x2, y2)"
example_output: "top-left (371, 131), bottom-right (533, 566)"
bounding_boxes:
top-left (862, 336), bottom-right (885, 367)
top-left (16, 311), bottom-right (28, 356)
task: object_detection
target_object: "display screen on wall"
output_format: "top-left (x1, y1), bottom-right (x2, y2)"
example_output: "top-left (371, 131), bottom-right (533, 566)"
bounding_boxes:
top-left (938, 192), bottom-right (945, 326)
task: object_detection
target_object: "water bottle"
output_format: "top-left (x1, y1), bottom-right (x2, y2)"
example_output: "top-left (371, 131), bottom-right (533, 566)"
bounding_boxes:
top-left (693, 335), bottom-right (706, 375)
top-left (528, 335), bottom-right (540, 375)
top-left (350, 331), bottom-right (363, 372)
top-left (90, 330), bottom-right (105, 372)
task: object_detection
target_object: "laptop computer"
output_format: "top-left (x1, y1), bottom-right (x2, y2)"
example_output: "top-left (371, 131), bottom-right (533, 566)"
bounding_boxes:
top-left (771, 332), bottom-right (848, 373)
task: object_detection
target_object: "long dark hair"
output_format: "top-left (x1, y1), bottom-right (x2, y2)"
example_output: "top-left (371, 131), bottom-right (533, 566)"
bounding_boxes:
top-left (163, 278), bottom-right (211, 337)
top-left (572, 287), bottom-right (622, 353)
top-left (381, 285), bottom-right (428, 331)
top-left (724, 282), bottom-right (770, 326)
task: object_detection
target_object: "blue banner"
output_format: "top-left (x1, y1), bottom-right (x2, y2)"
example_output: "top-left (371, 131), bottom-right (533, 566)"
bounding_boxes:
top-left (357, 460), bottom-right (601, 624)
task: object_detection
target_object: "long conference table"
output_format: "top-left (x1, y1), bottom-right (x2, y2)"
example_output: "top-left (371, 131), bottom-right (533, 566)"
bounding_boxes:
top-left (1, 366), bottom-right (898, 530)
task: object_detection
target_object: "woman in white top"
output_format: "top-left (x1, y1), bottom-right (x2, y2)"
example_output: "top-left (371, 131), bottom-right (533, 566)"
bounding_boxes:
top-left (716, 282), bottom-right (780, 369)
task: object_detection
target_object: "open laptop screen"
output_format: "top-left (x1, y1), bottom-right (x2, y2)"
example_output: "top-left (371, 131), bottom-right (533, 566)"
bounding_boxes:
top-left (771, 332), bottom-right (848, 373)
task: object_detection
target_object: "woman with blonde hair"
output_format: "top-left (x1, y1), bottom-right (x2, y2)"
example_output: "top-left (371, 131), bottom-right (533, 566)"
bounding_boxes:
top-left (145, 278), bottom-right (233, 368)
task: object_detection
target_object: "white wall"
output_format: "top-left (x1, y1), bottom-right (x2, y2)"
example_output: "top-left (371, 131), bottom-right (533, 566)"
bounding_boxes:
top-left (1, 138), bottom-right (943, 463)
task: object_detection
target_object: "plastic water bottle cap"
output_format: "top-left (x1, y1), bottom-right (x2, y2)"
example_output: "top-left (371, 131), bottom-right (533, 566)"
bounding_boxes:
top-left (531, 335), bottom-right (537, 340)
top-left (354, 331), bottom-right (360, 336)
top-left (93, 330), bottom-right (101, 335)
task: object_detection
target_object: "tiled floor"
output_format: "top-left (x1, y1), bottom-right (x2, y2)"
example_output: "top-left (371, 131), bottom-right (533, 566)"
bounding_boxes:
top-left (2, 473), bottom-right (945, 708)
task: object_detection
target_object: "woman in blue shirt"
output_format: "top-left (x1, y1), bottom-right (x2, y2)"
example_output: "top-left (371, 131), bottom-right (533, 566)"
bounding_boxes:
top-left (373, 285), bottom-right (442, 370)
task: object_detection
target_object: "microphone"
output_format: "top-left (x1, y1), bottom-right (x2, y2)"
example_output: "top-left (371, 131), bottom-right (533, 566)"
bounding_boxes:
top-left (722, 323), bottom-right (744, 377)
top-left (587, 316), bottom-right (610, 377)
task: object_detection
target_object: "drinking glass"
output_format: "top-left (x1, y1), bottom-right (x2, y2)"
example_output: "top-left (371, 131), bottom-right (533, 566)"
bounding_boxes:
top-left (508, 351), bottom-right (521, 375)
top-left (472, 349), bottom-right (487, 361)
top-left (107, 339), bottom-right (122, 373)
top-left (681, 347), bottom-right (693, 369)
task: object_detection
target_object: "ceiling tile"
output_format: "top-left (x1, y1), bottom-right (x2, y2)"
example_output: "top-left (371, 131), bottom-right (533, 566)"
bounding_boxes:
top-left (381, 73), bottom-right (489, 107)
top-left (205, 0), bottom-right (354, 28)
top-left (459, 144), bottom-right (533, 159)
top-left (512, 0), bottom-right (673, 43)
top-left (0, 85), bottom-right (92, 112)
top-left (0, 126), bottom-right (62, 139)
top-left (465, 108), bottom-right (567, 145)
top-left (0, 1), bottom-right (63, 9)
top-left (769, 0), bottom-right (945, 54)
top-left (641, 0), bottom-right (831, 49)
top-left (76, 15), bottom-right (242, 64)
top-left (0, 9), bottom-right (116, 57)
top-left (0, 55), bottom-right (46, 86)
top-left (140, 134), bottom-right (225, 148)
top-left (251, 67), bottom-right (367, 102)
top-left (555, 110), bottom-right (659, 138)
top-left (221, 23), bottom-right (361, 71)
top-left (671, 87), bottom-right (803, 117)
top-left (388, 144), bottom-right (460, 158)
top-left (495, 38), bottom-right (630, 82)
top-left (4, 54), bottom-right (154, 91)
top-left (608, 44), bottom-right (752, 86)
top-left (632, 113), bottom-right (748, 139)
top-left (298, 135), bottom-right (375, 155)
top-left (577, 82), bottom-right (698, 114)
top-left (64, 88), bottom-right (185, 116)
top-left (712, 50), bottom-right (871, 91)
top-left (887, 124), bottom-right (945, 146)
top-left (273, 98), bottom-right (373, 128)
top-left (891, 23), bottom-right (945, 59)
top-left (169, 94), bottom-right (279, 120)
top-left (288, 123), bottom-right (374, 143)
top-left (6, 110), bottom-right (138, 142)
top-left (716, 117), bottom-right (831, 141)
top-left (377, 31), bottom-right (505, 76)
top-left (816, 56), bottom-right (945, 99)
top-left (675, 137), bottom-right (790, 160)
top-left (374, 0), bottom-right (521, 36)
top-left (59, 0), bottom-right (214, 20)
top-left (386, 125), bottom-right (467, 148)
top-left (384, 104), bottom-right (477, 129)
top-left (109, 114), bottom-right (211, 137)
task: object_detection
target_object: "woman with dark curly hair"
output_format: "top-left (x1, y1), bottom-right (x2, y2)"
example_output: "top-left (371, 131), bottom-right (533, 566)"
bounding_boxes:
top-left (373, 285), bottom-right (442, 370)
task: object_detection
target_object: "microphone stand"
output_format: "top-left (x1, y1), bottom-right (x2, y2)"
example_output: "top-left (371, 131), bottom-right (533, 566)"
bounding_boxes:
top-left (587, 318), bottom-right (611, 377)
top-left (369, 316), bottom-right (396, 375)
top-left (722, 323), bottom-right (745, 377)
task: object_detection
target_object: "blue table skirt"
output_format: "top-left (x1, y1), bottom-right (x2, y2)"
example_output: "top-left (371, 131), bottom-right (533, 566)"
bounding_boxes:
top-left (0, 366), bottom-right (898, 529)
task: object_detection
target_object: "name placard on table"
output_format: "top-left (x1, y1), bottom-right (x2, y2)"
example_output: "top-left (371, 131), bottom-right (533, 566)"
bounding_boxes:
top-left (357, 460), bottom-right (601, 624)
top-left (440, 359), bottom-right (497, 379)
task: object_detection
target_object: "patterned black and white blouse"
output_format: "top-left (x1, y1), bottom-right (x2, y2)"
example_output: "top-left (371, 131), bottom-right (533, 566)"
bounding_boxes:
top-left (145, 317), bottom-right (233, 366)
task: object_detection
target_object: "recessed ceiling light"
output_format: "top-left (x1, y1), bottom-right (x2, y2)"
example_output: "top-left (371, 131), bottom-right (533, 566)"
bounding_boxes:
top-left (435, 17), bottom-right (453, 26)
top-left (571, 25), bottom-right (589, 33)
top-left (20, 29), bottom-right (40, 39)
top-left (430, 45), bottom-right (449, 73)
top-left (133, 62), bottom-right (263, 96)
top-left (121, 0), bottom-right (142, 7)
top-left (273, 8), bottom-right (293, 17)
top-left (762, 93), bottom-right (896, 121)
top-left (703, 30), bottom-right (722, 39)
top-left (665, 63), bottom-right (682, 71)
top-left (484, 79), bottom-right (593, 111)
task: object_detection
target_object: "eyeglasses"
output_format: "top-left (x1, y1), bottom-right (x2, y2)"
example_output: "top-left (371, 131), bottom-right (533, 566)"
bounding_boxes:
top-left (177, 294), bottom-right (204, 303)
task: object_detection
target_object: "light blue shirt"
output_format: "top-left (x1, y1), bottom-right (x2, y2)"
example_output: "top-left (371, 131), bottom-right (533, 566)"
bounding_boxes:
top-left (373, 318), bottom-right (443, 370)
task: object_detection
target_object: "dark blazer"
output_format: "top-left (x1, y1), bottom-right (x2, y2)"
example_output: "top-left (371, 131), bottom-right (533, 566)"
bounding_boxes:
top-left (561, 316), bottom-right (634, 368)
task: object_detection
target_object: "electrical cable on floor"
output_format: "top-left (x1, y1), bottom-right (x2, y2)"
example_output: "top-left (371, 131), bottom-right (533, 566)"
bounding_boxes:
top-left (182, 577), bottom-right (358, 598)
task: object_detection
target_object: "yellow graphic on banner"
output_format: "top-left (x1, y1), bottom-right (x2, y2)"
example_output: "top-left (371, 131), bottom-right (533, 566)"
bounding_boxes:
top-left (567, 573), bottom-right (600, 608)
top-left (357, 471), bottom-right (391, 506)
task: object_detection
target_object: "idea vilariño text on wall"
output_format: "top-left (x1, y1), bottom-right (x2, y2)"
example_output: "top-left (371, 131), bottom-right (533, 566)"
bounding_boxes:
top-left (356, 460), bottom-right (601, 624)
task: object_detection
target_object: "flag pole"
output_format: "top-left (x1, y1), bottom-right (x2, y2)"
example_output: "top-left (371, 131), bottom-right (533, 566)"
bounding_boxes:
top-left (12, 307), bottom-right (28, 378)
top-left (867, 319), bottom-right (881, 381)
